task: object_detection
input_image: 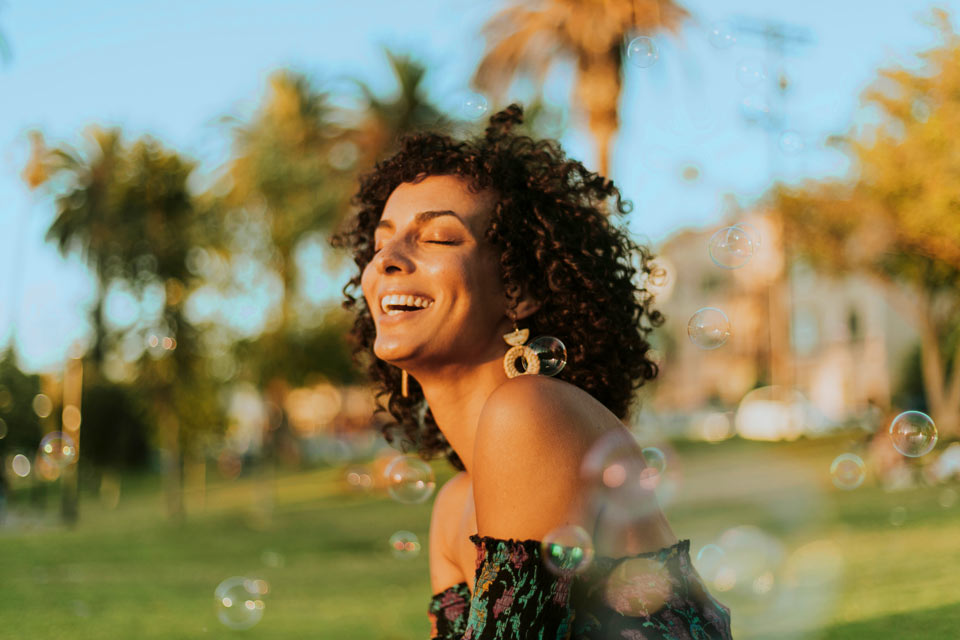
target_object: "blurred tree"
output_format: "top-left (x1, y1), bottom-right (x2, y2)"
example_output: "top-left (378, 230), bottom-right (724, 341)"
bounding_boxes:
top-left (772, 9), bottom-right (960, 438)
top-left (472, 0), bottom-right (690, 176)
top-left (28, 127), bottom-right (223, 520)
top-left (0, 350), bottom-right (43, 461)
top-left (79, 382), bottom-right (152, 471)
top-left (348, 48), bottom-right (450, 166)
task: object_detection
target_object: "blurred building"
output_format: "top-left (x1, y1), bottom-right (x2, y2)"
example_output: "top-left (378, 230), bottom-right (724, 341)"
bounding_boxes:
top-left (646, 211), bottom-right (916, 439)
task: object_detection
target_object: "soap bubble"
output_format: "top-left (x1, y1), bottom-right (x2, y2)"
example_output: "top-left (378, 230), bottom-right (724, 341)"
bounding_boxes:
top-left (687, 307), bottom-right (731, 350)
top-left (732, 221), bottom-right (762, 249)
top-left (542, 524), bottom-right (594, 574)
top-left (708, 21), bottom-right (737, 49)
top-left (639, 447), bottom-right (666, 489)
top-left (215, 576), bottom-right (268, 630)
top-left (694, 543), bottom-right (726, 582)
top-left (454, 91), bottom-right (489, 120)
top-left (530, 336), bottom-right (567, 377)
top-left (0, 418), bottom-right (7, 439)
top-left (581, 429), bottom-right (660, 523)
top-left (708, 526), bottom-right (784, 597)
top-left (384, 455), bottom-right (436, 504)
top-left (779, 130), bottom-right (804, 154)
top-left (39, 432), bottom-right (78, 469)
top-left (389, 530), bottom-right (422, 559)
top-left (708, 226), bottom-right (755, 269)
top-left (344, 465), bottom-right (374, 492)
top-left (626, 36), bottom-right (659, 68)
top-left (736, 57), bottom-right (767, 87)
top-left (830, 453), bottom-right (866, 490)
top-left (889, 411), bottom-right (937, 457)
top-left (740, 93), bottom-right (771, 123)
top-left (648, 267), bottom-right (669, 288)
top-left (604, 555), bottom-right (673, 615)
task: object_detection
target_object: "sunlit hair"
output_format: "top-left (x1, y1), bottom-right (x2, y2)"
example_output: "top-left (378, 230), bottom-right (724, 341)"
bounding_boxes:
top-left (330, 104), bottom-right (663, 470)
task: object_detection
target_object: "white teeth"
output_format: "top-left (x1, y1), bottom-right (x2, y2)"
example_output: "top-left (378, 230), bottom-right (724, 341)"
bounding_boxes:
top-left (380, 293), bottom-right (435, 314)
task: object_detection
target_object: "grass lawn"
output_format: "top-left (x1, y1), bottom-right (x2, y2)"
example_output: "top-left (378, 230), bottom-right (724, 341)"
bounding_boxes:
top-left (1, 435), bottom-right (959, 639)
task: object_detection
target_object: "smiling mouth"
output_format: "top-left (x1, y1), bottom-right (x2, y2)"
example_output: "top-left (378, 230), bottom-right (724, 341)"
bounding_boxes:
top-left (383, 305), bottom-right (430, 317)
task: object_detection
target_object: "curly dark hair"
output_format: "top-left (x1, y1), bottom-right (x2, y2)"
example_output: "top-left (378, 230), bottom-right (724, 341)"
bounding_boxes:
top-left (330, 104), bottom-right (663, 471)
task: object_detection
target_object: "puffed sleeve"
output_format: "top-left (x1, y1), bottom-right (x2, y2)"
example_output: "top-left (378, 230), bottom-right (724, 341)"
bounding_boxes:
top-left (462, 535), bottom-right (576, 640)
top-left (428, 582), bottom-right (471, 640)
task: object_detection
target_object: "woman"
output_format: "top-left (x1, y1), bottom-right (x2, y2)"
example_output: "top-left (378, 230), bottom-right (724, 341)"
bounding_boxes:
top-left (332, 105), bottom-right (732, 639)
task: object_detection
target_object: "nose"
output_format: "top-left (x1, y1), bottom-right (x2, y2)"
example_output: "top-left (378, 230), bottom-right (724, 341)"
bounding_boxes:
top-left (372, 236), bottom-right (415, 275)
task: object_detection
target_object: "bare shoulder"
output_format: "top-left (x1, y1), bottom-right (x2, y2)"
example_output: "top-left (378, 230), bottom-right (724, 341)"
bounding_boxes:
top-left (476, 375), bottom-right (613, 457)
top-left (473, 376), bottom-right (616, 539)
top-left (428, 471), bottom-right (471, 593)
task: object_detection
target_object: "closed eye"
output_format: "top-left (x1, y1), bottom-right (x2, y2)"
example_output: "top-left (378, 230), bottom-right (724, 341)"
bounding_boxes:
top-left (427, 240), bottom-right (457, 245)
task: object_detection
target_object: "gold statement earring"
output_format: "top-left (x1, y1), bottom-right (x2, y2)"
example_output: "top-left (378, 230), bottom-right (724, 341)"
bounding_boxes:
top-left (502, 321), bottom-right (540, 378)
top-left (401, 369), bottom-right (409, 398)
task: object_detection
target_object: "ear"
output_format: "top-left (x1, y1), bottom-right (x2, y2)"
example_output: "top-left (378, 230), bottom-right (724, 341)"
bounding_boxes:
top-left (513, 296), bottom-right (541, 321)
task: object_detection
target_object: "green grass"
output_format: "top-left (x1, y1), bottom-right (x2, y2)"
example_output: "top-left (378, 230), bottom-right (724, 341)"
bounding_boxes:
top-left (1, 436), bottom-right (959, 639)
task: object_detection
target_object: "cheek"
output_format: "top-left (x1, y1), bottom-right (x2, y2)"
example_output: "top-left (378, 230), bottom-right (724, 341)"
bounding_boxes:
top-left (360, 265), bottom-right (376, 308)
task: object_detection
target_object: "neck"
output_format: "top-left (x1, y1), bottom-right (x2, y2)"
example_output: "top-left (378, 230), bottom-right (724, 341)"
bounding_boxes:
top-left (407, 355), bottom-right (509, 476)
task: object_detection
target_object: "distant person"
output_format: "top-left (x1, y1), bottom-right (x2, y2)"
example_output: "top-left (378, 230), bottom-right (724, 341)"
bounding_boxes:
top-left (332, 104), bottom-right (731, 639)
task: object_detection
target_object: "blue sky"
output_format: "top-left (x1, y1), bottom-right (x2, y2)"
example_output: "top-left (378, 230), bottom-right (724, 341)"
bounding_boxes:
top-left (0, 0), bottom-right (953, 372)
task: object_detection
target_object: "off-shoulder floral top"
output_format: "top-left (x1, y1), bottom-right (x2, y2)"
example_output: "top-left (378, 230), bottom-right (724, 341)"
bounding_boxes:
top-left (428, 535), bottom-right (731, 640)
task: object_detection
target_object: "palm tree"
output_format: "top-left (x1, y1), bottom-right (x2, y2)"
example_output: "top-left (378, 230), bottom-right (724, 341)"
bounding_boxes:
top-left (33, 126), bottom-right (217, 521)
top-left (347, 48), bottom-right (450, 167)
top-left (472, 0), bottom-right (690, 177)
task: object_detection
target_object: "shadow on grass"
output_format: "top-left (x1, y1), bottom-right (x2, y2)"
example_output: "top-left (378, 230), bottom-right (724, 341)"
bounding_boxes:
top-left (822, 602), bottom-right (960, 640)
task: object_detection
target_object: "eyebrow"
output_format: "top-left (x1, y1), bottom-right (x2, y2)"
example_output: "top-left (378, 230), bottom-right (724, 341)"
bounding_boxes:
top-left (374, 210), bottom-right (465, 232)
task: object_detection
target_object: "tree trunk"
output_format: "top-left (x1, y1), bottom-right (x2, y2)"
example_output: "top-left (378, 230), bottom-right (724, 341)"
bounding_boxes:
top-left (157, 397), bottom-right (184, 521)
top-left (574, 50), bottom-right (622, 180)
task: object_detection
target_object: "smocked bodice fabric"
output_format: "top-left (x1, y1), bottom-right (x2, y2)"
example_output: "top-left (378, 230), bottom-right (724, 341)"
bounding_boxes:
top-left (427, 536), bottom-right (732, 640)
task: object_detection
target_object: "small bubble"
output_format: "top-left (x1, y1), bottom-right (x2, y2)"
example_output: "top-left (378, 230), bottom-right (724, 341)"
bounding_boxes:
top-left (889, 411), bottom-right (937, 457)
top-left (542, 525), bottom-right (594, 574)
top-left (626, 36), bottom-right (659, 68)
top-left (215, 577), bottom-right (266, 630)
top-left (736, 57), bottom-right (767, 87)
top-left (384, 455), bottom-right (436, 504)
top-left (708, 21), bottom-right (737, 49)
top-left (648, 267), bottom-right (669, 288)
top-left (732, 222), bottom-right (762, 249)
top-left (638, 447), bottom-right (666, 490)
top-left (529, 336), bottom-right (567, 377)
top-left (708, 226), bottom-right (755, 269)
top-left (695, 544), bottom-right (726, 582)
top-left (39, 432), bottom-right (78, 469)
top-left (453, 91), bottom-right (489, 120)
top-left (830, 453), bottom-right (866, 490)
top-left (389, 530), bottom-right (421, 559)
top-left (687, 307), bottom-right (731, 350)
top-left (779, 130), bottom-right (804, 154)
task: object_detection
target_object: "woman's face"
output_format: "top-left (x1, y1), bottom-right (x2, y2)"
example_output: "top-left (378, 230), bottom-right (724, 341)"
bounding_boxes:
top-left (360, 174), bottom-right (509, 369)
